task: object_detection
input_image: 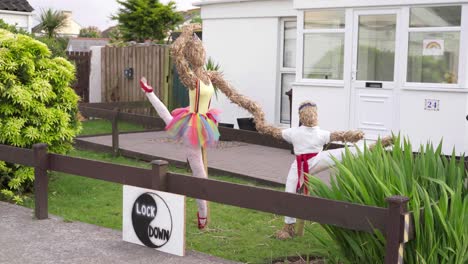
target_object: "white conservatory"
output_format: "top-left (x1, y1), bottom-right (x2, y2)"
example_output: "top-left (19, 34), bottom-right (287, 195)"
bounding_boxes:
top-left (196, 0), bottom-right (468, 154)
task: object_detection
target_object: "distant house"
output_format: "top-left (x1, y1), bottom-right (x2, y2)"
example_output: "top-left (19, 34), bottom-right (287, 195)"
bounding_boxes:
top-left (0, 0), bottom-right (34, 32)
top-left (33, 10), bottom-right (82, 37)
top-left (67, 37), bottom-right (110, 52)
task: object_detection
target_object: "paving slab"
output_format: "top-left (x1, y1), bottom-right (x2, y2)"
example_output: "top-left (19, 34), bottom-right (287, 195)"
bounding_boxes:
top-left (0, 201), bottom-right (239, 264)
top-left (78, 131), bottom-right (331, 185)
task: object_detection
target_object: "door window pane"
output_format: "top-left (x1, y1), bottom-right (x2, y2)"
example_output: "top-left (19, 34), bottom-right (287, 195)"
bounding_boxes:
top-left (303, 33), bottom-right (344, 80)
top-left (410, 6), bottom-right (461, 28)
top-left (304, 10), bottom-right (345, 29)
top-left (357, 14), bottom-right (396, 82)
top-left (283, 21), bottom-right (296, 68)
top-left (280, 74), bottom-right (295, 124)
top-left (407, 32), bottom-right (459, 83)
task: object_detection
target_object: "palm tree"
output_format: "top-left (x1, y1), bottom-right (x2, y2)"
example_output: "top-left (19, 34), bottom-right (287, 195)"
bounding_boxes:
top-left (38, 8), bottom-right (67, 39)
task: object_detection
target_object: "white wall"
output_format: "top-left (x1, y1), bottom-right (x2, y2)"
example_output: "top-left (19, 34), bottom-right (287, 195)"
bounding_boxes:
top-left (203, 17), bottom-right (281, 126)
top-left (291, 85), bottom-right (349, 130)
top-left (399, 90), bottom-right (468, 154)
top-left (89, 46), bottom-right (102, 103)
top-left (0, 11), bottom-right (31, 31)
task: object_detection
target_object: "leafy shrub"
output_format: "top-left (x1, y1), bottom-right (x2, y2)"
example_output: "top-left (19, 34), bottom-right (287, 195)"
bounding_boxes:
top-left (0, 29), bottom-right (81, 203)
top-left (309, 136), bottom-right (467, 264)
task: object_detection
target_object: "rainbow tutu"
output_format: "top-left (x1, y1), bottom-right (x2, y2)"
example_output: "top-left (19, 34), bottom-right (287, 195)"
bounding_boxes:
top-left (165, 107), bottom-right (221, 148)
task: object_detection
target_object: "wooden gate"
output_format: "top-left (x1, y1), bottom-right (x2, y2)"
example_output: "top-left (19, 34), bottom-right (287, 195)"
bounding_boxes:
top-left (67, 51), bottom-right (91, 103)
top-left (101, 45), bottom-right (171, 106)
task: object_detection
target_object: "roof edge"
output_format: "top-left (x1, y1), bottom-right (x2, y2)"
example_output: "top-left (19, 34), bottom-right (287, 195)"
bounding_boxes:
top-left (193, 0), bottom-right (269, 7)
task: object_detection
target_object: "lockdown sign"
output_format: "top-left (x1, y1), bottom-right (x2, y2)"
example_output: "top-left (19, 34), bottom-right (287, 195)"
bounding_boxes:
top-left (123, 185), bottom-right (186, 256)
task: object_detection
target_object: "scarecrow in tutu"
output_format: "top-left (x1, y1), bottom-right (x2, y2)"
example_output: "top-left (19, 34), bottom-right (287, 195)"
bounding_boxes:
top-left (138, 24), bottom-right (290, 229)
top-left (273, 101), bottom-right (393, 240)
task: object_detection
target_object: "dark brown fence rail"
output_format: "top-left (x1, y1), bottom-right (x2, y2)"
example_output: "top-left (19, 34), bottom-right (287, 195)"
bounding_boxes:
top-left (1, 143), bottom-right (412, 263)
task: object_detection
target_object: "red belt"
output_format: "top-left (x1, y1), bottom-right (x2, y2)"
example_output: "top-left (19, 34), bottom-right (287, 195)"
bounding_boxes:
top-left (296, 153), bottom-right (318, 195)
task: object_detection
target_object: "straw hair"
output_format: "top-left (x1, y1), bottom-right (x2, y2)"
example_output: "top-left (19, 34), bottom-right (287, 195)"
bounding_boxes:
top-left (171, 24), bottom-right (209, 89)
top-left (298, 101), bottom-right (318, 127)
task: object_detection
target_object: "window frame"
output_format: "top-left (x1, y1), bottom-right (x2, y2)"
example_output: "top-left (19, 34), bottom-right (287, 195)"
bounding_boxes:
top-left (278, 18), bottom-right (297, 125)
top-left (402, 4), bottom-right (467, 89)
top-left (297, 9), bottom-right (347, 86)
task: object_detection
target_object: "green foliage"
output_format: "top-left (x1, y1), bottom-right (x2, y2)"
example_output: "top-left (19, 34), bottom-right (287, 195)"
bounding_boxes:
top-left (79, 26), bottom-right (102, 38)
top-left (37, 8), bottom-right (68, 39)
top-left (0, 29), bottom-right (81, 203)
top-left (0, 19), bottom-right (30, 35)
top-left (0, 18), bottom-right (68, 58)
top-left (308, 136), bottom-right (468, 263)
top-left (34, 36), bottom-right (69, 58)
top-left (113, 0), bottom-right (183, 42)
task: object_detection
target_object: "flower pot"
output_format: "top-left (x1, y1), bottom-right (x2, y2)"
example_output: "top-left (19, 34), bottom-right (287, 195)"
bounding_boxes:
top-left (237, 118), bottom-right (257, 131)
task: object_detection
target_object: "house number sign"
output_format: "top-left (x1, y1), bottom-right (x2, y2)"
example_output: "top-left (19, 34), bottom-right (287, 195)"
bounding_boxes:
top-left (425, 99), bottom-right (440, 111)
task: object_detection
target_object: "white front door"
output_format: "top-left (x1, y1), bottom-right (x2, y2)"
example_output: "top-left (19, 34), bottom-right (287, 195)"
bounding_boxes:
top-left (350, 10), bottom-right (400, 140)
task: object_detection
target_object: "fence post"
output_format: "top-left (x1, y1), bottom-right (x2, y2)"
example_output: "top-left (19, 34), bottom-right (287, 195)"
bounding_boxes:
top-left (33, 143), bottom-right (49, 220)
top-left (151, 160), bottom-right (168, 191)
top-left (112, 107), bottom-right (120, 156)
top-left (384, 195), bottom-right (410, 264)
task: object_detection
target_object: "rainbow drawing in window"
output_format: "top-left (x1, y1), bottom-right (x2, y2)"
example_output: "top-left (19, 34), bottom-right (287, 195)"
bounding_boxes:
top-left (423, 39), bottom-right (444, 56)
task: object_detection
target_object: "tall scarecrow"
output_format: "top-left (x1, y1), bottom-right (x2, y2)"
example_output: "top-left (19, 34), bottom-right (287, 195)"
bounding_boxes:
top-left (139, 24), bottom-right (293, 229)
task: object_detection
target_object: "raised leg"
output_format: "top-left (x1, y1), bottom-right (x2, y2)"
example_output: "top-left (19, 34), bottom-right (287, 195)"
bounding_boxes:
top-left (145, 92), bottom-right (173, 125)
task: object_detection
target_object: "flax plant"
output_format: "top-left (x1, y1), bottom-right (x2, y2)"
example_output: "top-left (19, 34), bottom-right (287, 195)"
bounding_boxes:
top-left (308, 135), bottom-right (468, 264)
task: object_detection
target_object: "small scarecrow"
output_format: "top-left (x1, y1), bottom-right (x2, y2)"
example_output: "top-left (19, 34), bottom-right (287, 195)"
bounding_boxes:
top-left (274, 101), bottom-right (392, 239)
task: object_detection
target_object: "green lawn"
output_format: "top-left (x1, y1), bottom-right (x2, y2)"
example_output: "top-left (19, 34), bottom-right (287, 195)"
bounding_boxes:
top-left (22, 149), bottom-right (333, 263)
top-left (79, 119), bottom-right (145, 136)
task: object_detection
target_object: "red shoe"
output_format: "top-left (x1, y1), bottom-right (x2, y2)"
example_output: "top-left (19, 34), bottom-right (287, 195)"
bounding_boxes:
top-left (197, 212), bottom-right (207, 230)
top-left (139, 77), bottom-right (153, 93)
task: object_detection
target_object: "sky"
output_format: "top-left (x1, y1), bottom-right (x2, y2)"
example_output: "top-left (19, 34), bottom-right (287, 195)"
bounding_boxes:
top-left (27, 0), bottom-right (197, 30)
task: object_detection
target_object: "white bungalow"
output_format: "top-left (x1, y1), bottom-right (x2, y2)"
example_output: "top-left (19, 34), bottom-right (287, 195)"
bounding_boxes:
top-left (195, 0), bottom-right (468, 154)
top-left (0, 0), bottom-right (34, 32)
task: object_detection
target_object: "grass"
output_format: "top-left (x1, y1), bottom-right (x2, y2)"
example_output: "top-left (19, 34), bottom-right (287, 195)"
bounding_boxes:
top-left (22, 149), bottom-right (333, 263)
top-left (79, 119), bottom-right (145, 136)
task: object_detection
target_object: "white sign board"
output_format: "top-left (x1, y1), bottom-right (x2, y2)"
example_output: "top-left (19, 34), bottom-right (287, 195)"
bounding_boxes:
top-left (423, 39), bottom-right (444, 56)
top-left (123, 185), bottom-right (186, 256)
top-left (425, 99), bottom-right (440, 111)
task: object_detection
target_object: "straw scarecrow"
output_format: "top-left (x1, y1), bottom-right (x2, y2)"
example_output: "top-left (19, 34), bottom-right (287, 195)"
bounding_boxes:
top-left (139, 24), bottom-right (294, 229)
top-left (273, 101), bottom-right (393, 240)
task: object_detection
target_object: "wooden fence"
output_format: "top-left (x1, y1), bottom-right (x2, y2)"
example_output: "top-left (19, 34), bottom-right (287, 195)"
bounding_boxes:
top-left (100, 45), bottom-right (171, 114)
top-left (0, 143), bottom-right (413, 263)
top-left (67, 51), bottom-right (91, 103)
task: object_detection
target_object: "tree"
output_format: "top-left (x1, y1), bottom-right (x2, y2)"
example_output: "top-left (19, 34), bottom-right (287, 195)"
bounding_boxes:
top-left (0, 29), bottom-right (81, 203)
top-left (113, 0), bottom-right (183, 42)
top-left (38, 8), bottom-right (67, 39)
top-left (79, 26), bottom-right (102, 38)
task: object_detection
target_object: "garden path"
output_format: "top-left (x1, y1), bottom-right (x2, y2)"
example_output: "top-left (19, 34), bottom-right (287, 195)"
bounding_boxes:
top-left (78, 131), bottom-right (332, 185)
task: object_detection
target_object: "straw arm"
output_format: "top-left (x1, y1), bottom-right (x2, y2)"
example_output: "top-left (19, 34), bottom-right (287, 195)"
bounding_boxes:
top-left (330, 130), bottom-right (365, 143)
top-left (208, 71), bottom-right (283, 139)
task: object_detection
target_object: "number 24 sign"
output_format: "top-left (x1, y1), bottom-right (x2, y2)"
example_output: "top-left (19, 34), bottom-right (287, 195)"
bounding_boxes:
top-left (425, 99), bottom-right (440, 111)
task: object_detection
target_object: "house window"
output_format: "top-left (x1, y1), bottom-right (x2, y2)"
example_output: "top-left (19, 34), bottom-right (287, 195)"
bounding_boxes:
top-left (407, 6), bottom-right (462, 84)
top-left (280, 19), bottom-right (296, 124)
top-left (303, 10), bottom-right (345, 80)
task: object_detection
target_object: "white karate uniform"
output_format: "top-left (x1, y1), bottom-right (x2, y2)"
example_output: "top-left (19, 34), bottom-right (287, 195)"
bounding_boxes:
top-left (282, 126), bottom-right (330, 224)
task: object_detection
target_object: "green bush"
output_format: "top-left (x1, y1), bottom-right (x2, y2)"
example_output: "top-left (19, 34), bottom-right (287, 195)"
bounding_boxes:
top-left (0, 29), bottom-right (81, 203)
top-left (309, 136), bottom-right (467, 264)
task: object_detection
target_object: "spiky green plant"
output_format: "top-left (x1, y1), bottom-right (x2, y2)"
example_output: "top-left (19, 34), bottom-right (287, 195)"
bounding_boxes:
top-left (308, 136), bottom-right (467, 264)
top-left (0, 29), bottom-right (81, 203)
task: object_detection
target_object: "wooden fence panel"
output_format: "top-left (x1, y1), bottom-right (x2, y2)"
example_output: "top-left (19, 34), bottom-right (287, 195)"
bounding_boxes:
top-left (101, 45), bottom-right (170, 116)
top-left (67, 51), bottom-right (91, 103)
